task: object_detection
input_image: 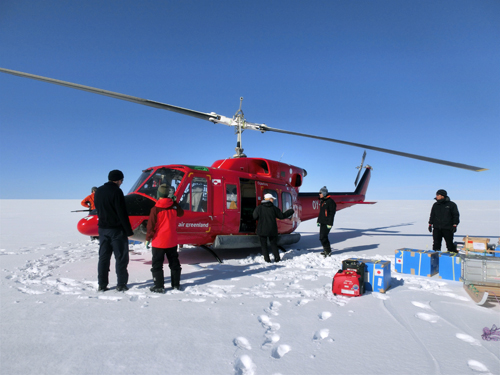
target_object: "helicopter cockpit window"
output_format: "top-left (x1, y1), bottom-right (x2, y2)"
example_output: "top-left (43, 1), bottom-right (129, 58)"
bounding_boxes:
top-left (179, 177), bottom-right (208, 212)
top-left (282, 192), bottom-right (292, 211)
top-left (131, 168), bottom-right (185, 199)
top-left (226, 184), bottom-right (238, 209)
top-left (128, 170), bottom-right (153, 194)
top-left (263, 189), bottom-right (278, 207)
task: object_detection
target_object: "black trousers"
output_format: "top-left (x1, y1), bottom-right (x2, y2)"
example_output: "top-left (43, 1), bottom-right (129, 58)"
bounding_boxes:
top-left (97, 227), bottom-right (129, 287)
top-left (151, 246), bottom-right (181, 272)
top-left (432, 227), bottom-right (456, 252)
top-left (319, 224), bottom-right (332, 251)
top-left (259, 235), bottom-right (280, 262)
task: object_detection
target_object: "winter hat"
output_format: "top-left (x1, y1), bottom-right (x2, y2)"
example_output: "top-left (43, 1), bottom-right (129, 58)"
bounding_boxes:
top-left (91, 186), bottom-right (97, 192)
top-left (436, 189), bottom-right (447, 197)
top-left (108, 170), bottom-right (124, 181)
top-left (158, 184), bottom-right (169, 198)
top-left (264, 193), bottom-right (274, 200)
top-left (319, 186), bottom-right (328, 196)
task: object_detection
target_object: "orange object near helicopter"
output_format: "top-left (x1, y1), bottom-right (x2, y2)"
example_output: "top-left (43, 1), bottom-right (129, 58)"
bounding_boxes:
top-left (0, 68), bottom-right (487, 262)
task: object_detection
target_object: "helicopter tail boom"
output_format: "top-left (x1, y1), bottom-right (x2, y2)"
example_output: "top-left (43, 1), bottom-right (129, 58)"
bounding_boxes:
top-left (298, 167), bottom-right (374, 222)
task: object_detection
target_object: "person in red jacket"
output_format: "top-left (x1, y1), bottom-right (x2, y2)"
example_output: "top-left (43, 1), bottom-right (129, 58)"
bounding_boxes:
top-left (81, 187), bottom-right (97, 210)
top-left (146, 185), bottom-right (184, 293)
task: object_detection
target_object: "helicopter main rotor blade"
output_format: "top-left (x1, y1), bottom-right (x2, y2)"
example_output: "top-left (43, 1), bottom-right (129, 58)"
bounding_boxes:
top-left (0, 67), bottom-right (488, 172)
top-left (260, 125), bottom-right (487, 172)
top-left (0, 68), bottom-right (218, 122)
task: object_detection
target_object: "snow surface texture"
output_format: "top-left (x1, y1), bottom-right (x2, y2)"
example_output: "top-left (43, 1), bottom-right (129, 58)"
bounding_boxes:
top-left (0, 200), bottom-right (499, 375)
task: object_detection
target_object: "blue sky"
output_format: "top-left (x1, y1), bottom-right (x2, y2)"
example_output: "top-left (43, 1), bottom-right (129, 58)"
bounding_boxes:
top-left (1, 0), bottom-right (498, 201)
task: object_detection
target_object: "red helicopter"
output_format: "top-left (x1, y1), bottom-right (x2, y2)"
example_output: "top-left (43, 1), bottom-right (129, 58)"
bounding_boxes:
top-left (0, 68), bottom-right (487, 262)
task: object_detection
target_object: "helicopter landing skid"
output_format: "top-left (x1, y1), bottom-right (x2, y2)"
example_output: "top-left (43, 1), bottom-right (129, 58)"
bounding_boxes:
top-left (200, 245), bottom-right (223, 264)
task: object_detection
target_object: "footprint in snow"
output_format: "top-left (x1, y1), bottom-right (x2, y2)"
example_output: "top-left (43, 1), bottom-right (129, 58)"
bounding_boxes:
top-left (234, 354), bottom-right (256, 375)
top-left (296, 299), bottom-right (310, 306)
top-left (264, 301), bottom-right (281, 316)
top-left (415, 312), bottom-right (439, 323)
top-left (272, 344), bottom-right (291, 359)
top-left (313, 329), bottom-right (329, 341)
top-left (411, 301), bottom-right (432, 310)
top-left (261, 333), bottom-right (280, 350)
top-left (258, 315), bottom-right (280, 332)
top-left (234, 337), bottom-right (252, 350)
top-left (456, 333), bottom-right (481, 346)
top-left (467, 359), bottom-right (489, 372)
top-left (319, 311), bottom-right (331, 320)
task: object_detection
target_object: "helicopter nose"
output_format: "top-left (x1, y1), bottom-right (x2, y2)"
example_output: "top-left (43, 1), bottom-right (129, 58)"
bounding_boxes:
top-left (77, 215), bottom-right (99, 236)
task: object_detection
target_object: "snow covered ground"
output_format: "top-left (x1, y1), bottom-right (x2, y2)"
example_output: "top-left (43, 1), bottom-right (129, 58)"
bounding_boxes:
top-left (1, 200), bottom-right (499, 375)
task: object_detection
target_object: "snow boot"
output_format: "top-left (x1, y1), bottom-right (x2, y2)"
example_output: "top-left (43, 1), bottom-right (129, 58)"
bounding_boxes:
top-left (171, 268), bottom-right (181, 290)
top-left (150, 270), bottom-right (165, 293)
top-left (320, 245), bottom-right (331, 257)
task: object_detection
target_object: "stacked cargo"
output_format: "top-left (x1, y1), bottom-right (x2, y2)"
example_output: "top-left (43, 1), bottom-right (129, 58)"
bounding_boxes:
top-left (392, 238), bottom-right (499, 306)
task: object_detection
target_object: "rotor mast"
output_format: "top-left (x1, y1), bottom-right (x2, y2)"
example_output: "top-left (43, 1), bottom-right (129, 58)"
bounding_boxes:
top-left (208, 97), bottom-right (267, 158)
top-left (233, 97), bottom-right (246, 158)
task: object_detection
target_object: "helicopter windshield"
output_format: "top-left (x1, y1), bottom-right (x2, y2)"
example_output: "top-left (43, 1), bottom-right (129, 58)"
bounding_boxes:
top-left (128, 168), bottom-right (185, 199)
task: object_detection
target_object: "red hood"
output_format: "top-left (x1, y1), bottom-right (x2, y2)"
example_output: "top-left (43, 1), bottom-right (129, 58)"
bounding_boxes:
top-left (155, 198), bottom-right (174, 208)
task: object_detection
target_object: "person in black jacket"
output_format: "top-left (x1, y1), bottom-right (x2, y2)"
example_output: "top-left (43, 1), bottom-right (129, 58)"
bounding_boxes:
top-left (253, 193), bottom-right (294, 263)
top-left (317, 186), bottom-right (337, 257)
top-left (94, 169), bottom-right (134, 292)
top-left (428, 189), bottom-right (460, 253)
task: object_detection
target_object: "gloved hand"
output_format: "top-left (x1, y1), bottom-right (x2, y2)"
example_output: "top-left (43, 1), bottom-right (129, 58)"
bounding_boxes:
top-left (317, 223), bottom-right (320, 227)
top-left (453, 226), bottom-right (457, 233)
top-left (428, 225), bottom-right (432, 233)
top-left (145, 241), bottom-right (150, 249)
top-left (327, 225), bottom-right (332, 229)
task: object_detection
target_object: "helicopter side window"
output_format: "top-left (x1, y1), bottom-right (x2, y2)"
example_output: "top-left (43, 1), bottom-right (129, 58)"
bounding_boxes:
top-left (179, 177), bottom-right (208, 212)
top-left (226, 184), bottom-right (238, 209)
top-left (282, 192), bottom-right (292, 211)
top-left (263, 189), bottom-right (278, 207)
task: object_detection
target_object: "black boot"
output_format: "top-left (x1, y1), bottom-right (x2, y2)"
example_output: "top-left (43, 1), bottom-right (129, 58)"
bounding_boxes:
top-left (171, 268), bottom-right (181, 290)
top-left (320, 245), bottom-right (331, 257)
top-left (150, 270), bottom-right (165, 293)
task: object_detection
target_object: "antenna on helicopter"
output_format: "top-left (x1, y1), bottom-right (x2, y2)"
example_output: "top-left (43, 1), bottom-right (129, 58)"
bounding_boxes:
top-left (233, 97), bottom-right (246, 158)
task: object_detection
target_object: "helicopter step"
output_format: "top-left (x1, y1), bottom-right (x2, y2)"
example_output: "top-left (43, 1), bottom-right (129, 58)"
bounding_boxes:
top-left (213, 233), bottom-right (300, 250)
top-left (198, 234), bottom-right (300, 263)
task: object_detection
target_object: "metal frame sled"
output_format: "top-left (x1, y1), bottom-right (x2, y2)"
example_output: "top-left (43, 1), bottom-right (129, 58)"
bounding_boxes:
top-left (464, 283), bottom-right (500, 306)
top-left (462, 249), bottom-right (500, 306)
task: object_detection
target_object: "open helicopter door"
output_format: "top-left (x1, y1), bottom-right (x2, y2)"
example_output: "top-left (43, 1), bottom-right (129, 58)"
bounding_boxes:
top-left (239, 178), bottom-right (257, 233)
top-left (177, 173), bottom-right (218, 244)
